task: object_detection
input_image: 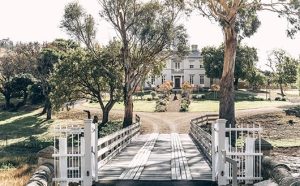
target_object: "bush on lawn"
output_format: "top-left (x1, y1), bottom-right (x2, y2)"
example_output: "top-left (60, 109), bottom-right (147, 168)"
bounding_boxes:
top-left (180, 98), bottom-right (190, 112)
top-left (275, 97), bottom-right (281, 101)
top-left (155, 98), bottom-right (168, 112)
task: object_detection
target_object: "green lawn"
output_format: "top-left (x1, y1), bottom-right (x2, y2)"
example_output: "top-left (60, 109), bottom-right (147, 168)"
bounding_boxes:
top-left (84, 100), bottom-right (156, 112)
top-left (0, 108), bottom-right (54, 170)
top-left (267, 138), bottom-right (300, 147)
top-left (189, 100), bottom-right (291, 112)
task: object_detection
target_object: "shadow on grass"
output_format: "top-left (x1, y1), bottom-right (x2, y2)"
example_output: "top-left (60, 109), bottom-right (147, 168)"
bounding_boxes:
top-left (0, 115), bottom-right (51, 141)
top-left (0, 105), bottom-right (41, 121)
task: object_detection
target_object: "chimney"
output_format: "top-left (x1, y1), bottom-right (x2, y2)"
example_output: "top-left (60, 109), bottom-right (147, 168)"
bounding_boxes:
top-left (191, 45), bottom-right (198, 51)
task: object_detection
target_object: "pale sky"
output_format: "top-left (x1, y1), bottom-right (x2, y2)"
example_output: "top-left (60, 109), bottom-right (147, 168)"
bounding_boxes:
top-left (0, 0), bottom-right (299, 70)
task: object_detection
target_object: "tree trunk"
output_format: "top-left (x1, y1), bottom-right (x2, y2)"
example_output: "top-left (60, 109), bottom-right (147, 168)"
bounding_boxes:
top-left (279, 82), bottom-right (285, 97)
top-left (234, 78), bottom-right (239, 90)
top-left (262, 156), bottom-right (300, 185)
top-left (44, 97), bottom-right (51, 120)
top-left (22, 91), bottom-right (28, 105)
top-left (101, 102), bottom-right (115, 125)
top-left (123, 94), bottom-right (133, 128)
top-left (219, 26), bottom-right (237, 128)
top-left (4, 94), bottom-right (11, 110)
top-left (220, 26), bottom-right (237, 146)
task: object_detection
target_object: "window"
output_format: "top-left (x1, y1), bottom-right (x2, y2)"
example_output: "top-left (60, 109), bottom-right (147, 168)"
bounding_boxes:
top-left (190, 65), bottom-right (194, 69)
top-left (189, 74), bottom-right (194, 84)
top-left (200, 59), bottom-right (204, 68)
top-left (175, 62), bottom-right (180, 69)
top-left (151, 76), bottom-right (155, 85)
top-left (200, 63), bottom-right (204, 68)
top-left (189, 59), bottom-right (195, 62)
top-left (200, 75), bottom-right (204, 84)
top-left (161, 75), bottom-right (166, 84)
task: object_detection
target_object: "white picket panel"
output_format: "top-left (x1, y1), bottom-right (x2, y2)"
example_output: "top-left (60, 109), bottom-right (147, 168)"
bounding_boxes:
top-left (52, 119), bottom-right (94, 186)
top-left (212, 120), bottom-right (263, 185)
top-left (53, 115), bottom-right (141, 185)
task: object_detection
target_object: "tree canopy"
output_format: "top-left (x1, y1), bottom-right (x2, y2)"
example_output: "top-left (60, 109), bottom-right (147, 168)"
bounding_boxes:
top-left (202, 44), bottom-right (258, 89)
top-left (51, 41), bottom-right (123, 125)
top-left (267, 49), bottom-right (299, 96)
top-left (61, 0), bottom-right (188, 127)
top-left (193, 0), bottom-right (300, 129)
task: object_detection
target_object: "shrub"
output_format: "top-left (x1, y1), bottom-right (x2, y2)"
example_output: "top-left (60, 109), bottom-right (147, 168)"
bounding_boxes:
top-left (29, 83), bottom-right (45, 104)
top-left (147, 97), bottom-right (152, 101)
top-left (150, 91), bottom-right (157, 99)
top-left (275, 97), bottom-right (281, 101)
top-left (192, 94), bottom-right (204, 100)
top-left (155, 104), bottom-right (167, 112)
top-left (135, 91), bottom-right (145, 100)
top-left (155, 98), bottom-right (168, 112)
top-left (180, 98), bottom-right (190, 112)
top-left (281, 98), bottom-right (286, 101)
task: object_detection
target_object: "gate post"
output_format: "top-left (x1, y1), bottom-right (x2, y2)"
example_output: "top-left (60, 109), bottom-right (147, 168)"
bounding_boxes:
top-left (91, 121), bottom-right (98, 181)
top-left (83, 119), bottom-right (93, 186)
top-left (217, 119), bottom-right (227, 185)
top-left (59, 138), bottom-right (68, 186)
top-left (211, 122), bottom-right (216, 181)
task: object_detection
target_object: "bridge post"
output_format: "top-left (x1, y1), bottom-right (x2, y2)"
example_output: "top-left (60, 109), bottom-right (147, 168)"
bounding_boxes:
top-left (216, 119), bottom-right (227, 185)
top-left (83, 119), bottom-right (93, 186)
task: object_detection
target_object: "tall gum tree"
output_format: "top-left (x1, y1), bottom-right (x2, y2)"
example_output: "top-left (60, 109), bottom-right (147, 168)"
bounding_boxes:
top-left (61, 2), bottom-right (126, 125)
top-left (194, 0), bottom-right (300, 127)
top-left (99, 0), bottom-right (188, 127)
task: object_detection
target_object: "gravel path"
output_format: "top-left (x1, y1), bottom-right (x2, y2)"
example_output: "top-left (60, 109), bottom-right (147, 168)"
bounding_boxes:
top-left (137, 107), bottom-right (284, 134)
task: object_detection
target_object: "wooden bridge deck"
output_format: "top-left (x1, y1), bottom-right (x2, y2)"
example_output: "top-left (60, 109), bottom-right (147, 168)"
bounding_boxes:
top-left (98, 133), bottom-right (212, 181)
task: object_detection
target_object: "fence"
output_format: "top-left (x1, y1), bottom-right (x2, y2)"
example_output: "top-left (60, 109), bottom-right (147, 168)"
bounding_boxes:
top-left (97, 115), bottom-right (141, 167)
top-left (53, 115), bottom-right (141, 186)
top-left (190, 115), bottom-right (263, 185)
top-left (189, 114), bottom-right (219, 164)
top-left (52, 120), bottom-right (95, 186)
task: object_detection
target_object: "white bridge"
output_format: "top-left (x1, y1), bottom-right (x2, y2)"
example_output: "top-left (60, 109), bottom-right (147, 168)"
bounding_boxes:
top-left (52, 114), bottom-right (262, 186)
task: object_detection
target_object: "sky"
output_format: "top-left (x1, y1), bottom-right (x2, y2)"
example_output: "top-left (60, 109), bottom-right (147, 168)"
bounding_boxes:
top-left (0, 0), bottom-right (300, 70)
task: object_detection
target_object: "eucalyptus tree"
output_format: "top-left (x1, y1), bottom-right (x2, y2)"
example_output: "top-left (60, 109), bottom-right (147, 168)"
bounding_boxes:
top-left (99, 0), bottom-right (188, 127)
top-left (194, 0), bottom-right (300, 127)
top-left (62, 0), bottom-right (188, 127)
top-left (36, 39), bottom-right (78, 119)
top-left (51, 41), bottom-right (123, 125)
top-left (267, 49), bottom-right (298, 97)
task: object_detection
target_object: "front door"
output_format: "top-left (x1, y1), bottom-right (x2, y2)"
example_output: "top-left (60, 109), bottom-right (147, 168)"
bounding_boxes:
top-left (174, 77), bottom-right (181, 89)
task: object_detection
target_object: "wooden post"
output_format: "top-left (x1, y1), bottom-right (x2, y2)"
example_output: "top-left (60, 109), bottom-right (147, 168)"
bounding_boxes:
top-left (211, 122), bottom-right (216, 181)
top-left (225, 137), bottom-right (229, 185)
top-left (59, 138), bottom-right (68, 186)
top-left (80, 137), bottom-right (85, 183)
top-left (83, 119), bottom-right (92, 186)
top-left (93, 122), bottom-right (98, 181)
top-left (217, 119), bottom-right (227, 185)
top-left (245, 137), bottom-right (255, 184)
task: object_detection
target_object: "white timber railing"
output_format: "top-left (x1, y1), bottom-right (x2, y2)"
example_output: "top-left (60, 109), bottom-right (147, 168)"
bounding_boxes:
top-left (52, 119), bottom-right (96, 186)
top-left (189, 114), bottom-right (219, 164)
top-left (97, 115), bottom-right (141, 168)
top-left (190, 115), bottom-right (263, 185)
top-left (52, 115), bottom-right (141, 186)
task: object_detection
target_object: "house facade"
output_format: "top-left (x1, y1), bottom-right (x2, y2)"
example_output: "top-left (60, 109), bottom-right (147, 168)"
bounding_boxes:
top-left (145, 45), bottom-right (218, 90)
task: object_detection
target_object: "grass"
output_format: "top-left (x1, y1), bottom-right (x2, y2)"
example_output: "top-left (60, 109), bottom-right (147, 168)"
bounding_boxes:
top-left (0, 164), bottom-right (35, 186)
top-left (189, 100), bottom-right (291, 112)
top-left (84, 100), bottom-right (156, 112)
top-left (0, 107), bottom-right (54, 185)
top-left (267, 138), bottom-right (300, 147)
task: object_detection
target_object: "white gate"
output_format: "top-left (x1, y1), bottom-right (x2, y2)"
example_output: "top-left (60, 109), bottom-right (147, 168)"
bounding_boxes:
top-left (212, 119), bottom-right (263, 185)
top-left (52, 119), bottom-right (98, 186)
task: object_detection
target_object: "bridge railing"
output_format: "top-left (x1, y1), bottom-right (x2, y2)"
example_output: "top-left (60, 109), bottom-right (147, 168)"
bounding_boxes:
top-left (190, 115), bottom-right (262, 185)
top-left (189, 114), bottom-right (218, 164)
top-left (97, 115), bottom-right (141, 168)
